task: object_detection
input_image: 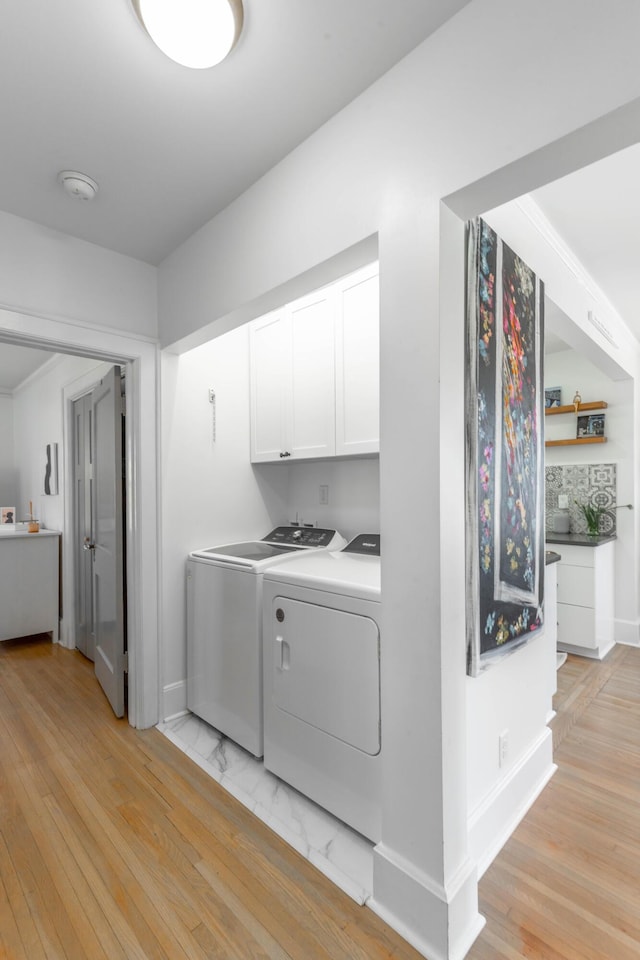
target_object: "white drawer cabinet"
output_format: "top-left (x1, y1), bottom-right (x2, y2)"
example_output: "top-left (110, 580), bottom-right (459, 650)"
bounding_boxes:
top-left (554, 540), bottom-right (614, 659)
top-left (249, 264), bottom-right (379, 463)
top-left (0, 529), bottom-right (61, 642)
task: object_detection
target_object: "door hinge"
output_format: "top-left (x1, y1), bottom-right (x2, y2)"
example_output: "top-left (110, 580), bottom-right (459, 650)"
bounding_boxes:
top-left (123, 652), bottom-right (129, 673)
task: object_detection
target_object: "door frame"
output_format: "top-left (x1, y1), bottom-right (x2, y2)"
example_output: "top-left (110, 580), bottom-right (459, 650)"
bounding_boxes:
top-left (0, 307), bottom-right (160, 729)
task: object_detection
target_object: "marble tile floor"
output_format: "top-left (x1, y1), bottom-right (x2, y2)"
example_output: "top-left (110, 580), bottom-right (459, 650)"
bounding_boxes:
top-left (157, 713), bottom-right (375, 905)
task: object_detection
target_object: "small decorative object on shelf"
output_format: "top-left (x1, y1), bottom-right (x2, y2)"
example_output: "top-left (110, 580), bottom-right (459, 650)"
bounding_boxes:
top-left (573, 389), bottom-right (582, 411)
top-left (575, 499), bottom-right (605, 536)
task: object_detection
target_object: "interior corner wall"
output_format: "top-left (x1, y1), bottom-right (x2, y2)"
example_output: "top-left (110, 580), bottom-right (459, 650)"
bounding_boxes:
top-left (156, 2), bottom-right (640, 956)
top-left (12, 356), bottom-right (109, 531)
top-left (0, 209), bottom-right (158, 339)
top-left (0, 395), bottom-right (16, 505)
top-left (159, 327), bottom-right (290, 718)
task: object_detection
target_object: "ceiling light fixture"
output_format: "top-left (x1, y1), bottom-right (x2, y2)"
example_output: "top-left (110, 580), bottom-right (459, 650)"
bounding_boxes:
top-left (132, 0), bottom-right (243, 69)
top-left (57, 170), bottom-right (99, 201)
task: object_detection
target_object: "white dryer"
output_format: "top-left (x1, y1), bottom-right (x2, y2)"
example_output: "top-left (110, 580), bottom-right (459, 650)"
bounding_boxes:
top-left (262, 534), bottom-right (381, 841)
top-left (187, 526), bottom-right (345, 758)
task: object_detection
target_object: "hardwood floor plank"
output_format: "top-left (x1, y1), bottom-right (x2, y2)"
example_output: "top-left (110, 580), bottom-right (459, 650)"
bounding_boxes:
top-left (2, 635), bottom-right (640, 960)
top-left (0, 832), bottom-right (47, 960)
top-left (468, 645), bottom-right (640, 959)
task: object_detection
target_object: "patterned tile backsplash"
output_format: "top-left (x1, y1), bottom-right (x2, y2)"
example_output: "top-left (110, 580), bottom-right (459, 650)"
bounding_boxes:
top-left (545, 463), bottom-right (617, 535)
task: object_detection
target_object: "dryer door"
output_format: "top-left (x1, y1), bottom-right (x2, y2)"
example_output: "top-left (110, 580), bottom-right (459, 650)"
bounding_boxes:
top-left (271, 597), bottom-right (380, 755)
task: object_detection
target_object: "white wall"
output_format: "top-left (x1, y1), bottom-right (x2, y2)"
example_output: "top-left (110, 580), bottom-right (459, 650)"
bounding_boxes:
top-left (0, 395), bottom-right (16, 505)
top-left (285, 459), bottom-right (379, 542)
top-left (466, 620), bottom-right (556, 874)
top-left (545, 347), bottom-right (637, 643)
top-left (160, 327), bottom-right (289, 716)
top-left (156, 2), bottom-right (640, 956)
top-left (0, 210), bottom-right (157, 339)
top-left (12, 355), bottom-right (107, 529)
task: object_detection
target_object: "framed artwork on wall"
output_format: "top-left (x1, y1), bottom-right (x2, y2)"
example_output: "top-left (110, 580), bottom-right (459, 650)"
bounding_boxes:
top-left (544, 386), bottom-right (562, 408)
top-left (576, 413), bottom-right (605, 438)
top-left (465, 218), bottom-right (545, 676)
top-left (44, 442), bottom-right (59, 496)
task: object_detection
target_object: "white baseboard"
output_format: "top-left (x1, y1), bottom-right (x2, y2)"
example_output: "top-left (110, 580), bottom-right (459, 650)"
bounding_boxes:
top-left (468, 727), bottom-right (556, 877)
top-left (162, 679), bottom-right (187, 721)
top-left (615, 618), bottom-right (640, 647)
top-left (370, 845), bottom-right (484, 960)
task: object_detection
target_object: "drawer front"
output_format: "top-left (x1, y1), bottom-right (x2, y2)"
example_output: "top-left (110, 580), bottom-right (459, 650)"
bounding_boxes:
top-left (557, 602), bottom-right (597, 649)
top-left (548, 543), bottom-right (595, 568)
top-left (556, 564), bottom-right (594, 609)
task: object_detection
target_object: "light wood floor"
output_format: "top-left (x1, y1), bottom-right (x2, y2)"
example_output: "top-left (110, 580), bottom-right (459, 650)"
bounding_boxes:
top-left (1, 637), bottom-right (639, 959)
top-left (468, 643), bottom-right (640, 960)
top-left (0, 635), bottom-right (423, 960)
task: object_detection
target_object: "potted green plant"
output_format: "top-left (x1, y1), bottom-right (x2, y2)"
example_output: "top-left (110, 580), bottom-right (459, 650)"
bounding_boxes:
top-left (575, 500), bottom-right (605, 536)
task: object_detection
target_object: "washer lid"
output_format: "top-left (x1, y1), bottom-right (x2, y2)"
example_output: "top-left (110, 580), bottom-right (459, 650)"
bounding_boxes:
top-left (192, 541), bottom-right (302, 563)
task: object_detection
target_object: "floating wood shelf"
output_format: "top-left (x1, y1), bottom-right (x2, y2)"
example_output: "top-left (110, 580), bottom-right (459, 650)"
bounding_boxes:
top-left (545, 436), bottom-right (607, 447)
top-left (545, 400), bottom-right (608, 416)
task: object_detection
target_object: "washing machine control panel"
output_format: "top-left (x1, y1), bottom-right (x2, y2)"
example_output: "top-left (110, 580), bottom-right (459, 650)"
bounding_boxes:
top-left (343, 533), bottom-right (380, 556)
top-left (264, 526), bottom-right (340, 548)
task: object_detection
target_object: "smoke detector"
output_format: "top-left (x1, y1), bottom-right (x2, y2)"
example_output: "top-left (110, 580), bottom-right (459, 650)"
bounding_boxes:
top-left (57, 170), bottom-right (99, 201)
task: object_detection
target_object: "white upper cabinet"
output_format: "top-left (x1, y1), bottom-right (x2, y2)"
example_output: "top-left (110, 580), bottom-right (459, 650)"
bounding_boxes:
top-left (335, 264), bottom-right (379, 457)
top-left (288, 287), bottom-right (336, 460)
top-left (249, 264), bottom-right (379, 463)
top-left (249, 310), bottom-right (289, 462)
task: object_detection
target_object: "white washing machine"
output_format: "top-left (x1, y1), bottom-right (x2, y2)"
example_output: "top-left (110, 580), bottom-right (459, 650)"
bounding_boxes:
top-left (262, 533), bottom-right (382, 841)
top-left (187, 525), bottom-right (345, 758)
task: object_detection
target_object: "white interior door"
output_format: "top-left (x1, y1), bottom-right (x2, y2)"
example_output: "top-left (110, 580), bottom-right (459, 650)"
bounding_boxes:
top-left (73, 392), bottom-right (95, 661)
top-left (91, 366), bottom-right (126, 717)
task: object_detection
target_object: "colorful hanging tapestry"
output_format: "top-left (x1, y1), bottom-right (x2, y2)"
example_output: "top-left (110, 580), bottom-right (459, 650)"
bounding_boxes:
top-left (465, 218), bottom-right (544, 676)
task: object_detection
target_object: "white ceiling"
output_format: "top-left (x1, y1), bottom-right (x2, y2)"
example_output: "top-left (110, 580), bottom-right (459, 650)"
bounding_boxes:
top-left (0, 0), bottom-right (471, 266)
top-left (0, 345), bottom-right (55, 394)
top-left (0, 2), bottom-right (638, 390)
top-left (531, 142), bottom-right (640, 342)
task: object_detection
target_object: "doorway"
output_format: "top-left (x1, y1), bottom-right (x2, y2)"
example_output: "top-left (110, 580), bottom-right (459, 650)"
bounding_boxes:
top-left (0, 312), bottom-right (160, 730)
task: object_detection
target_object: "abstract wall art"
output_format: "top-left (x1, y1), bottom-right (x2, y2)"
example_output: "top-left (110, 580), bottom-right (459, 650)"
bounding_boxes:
top-left (44, 442), bottom-right (59, 496)
top-left (465, 218), bottom-right (545, 676)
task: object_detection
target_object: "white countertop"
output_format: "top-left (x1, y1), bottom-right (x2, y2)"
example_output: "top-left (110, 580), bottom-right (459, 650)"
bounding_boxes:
top-left (0, 525), bottom-right (61, 540)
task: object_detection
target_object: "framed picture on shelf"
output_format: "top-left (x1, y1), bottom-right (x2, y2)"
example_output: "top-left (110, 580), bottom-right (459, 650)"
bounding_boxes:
top-left (0, 506), bottom-right (15, 525)
top-left (544, 386), bottom-right (562, 409)
top-left (576, 413), bottom-right (605, 438)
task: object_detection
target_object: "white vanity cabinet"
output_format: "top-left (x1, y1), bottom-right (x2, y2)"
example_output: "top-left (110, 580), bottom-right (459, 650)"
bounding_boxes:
top-left (554, 540), bottom-right (615, 659)
top-left (249, 264), bottom-right (379, 463)
top-left (0, 529), bottom-right (61, 642)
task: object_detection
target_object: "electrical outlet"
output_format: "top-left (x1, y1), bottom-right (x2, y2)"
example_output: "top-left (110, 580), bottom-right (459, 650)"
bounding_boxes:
top-left (499, 730), bottom-right (509, 767)
top-left (557, 494), bottom-right (569, 509)
top-left (319, 484), bottom-right (329, 505)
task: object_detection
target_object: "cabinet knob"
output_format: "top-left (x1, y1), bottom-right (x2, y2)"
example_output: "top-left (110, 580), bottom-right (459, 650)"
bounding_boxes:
top-left (279, 451), bottom-right (291, 458)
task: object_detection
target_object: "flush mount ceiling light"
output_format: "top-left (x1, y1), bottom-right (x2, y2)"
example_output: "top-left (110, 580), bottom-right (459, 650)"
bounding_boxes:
top-left (57, 170), bottom-right (99, 201)
top-left (132, 0), bottom-right (243, 69)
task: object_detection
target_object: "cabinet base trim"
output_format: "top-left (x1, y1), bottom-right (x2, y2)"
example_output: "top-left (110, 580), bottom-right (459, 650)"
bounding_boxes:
top-left (557, 638), bottom-right (616, 660)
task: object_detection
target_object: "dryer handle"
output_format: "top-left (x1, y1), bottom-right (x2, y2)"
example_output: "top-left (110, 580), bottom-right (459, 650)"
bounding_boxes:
top-left (275, 635), bottom-right (290, 670)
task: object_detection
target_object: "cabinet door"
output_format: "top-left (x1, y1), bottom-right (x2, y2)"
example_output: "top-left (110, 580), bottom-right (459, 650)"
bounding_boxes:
top-left (288, 289), bottom-right (336, 459)
top-left (335, 263), bottom-right (379, 456)
top-left (249, 311), bottom-right (290, 462)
